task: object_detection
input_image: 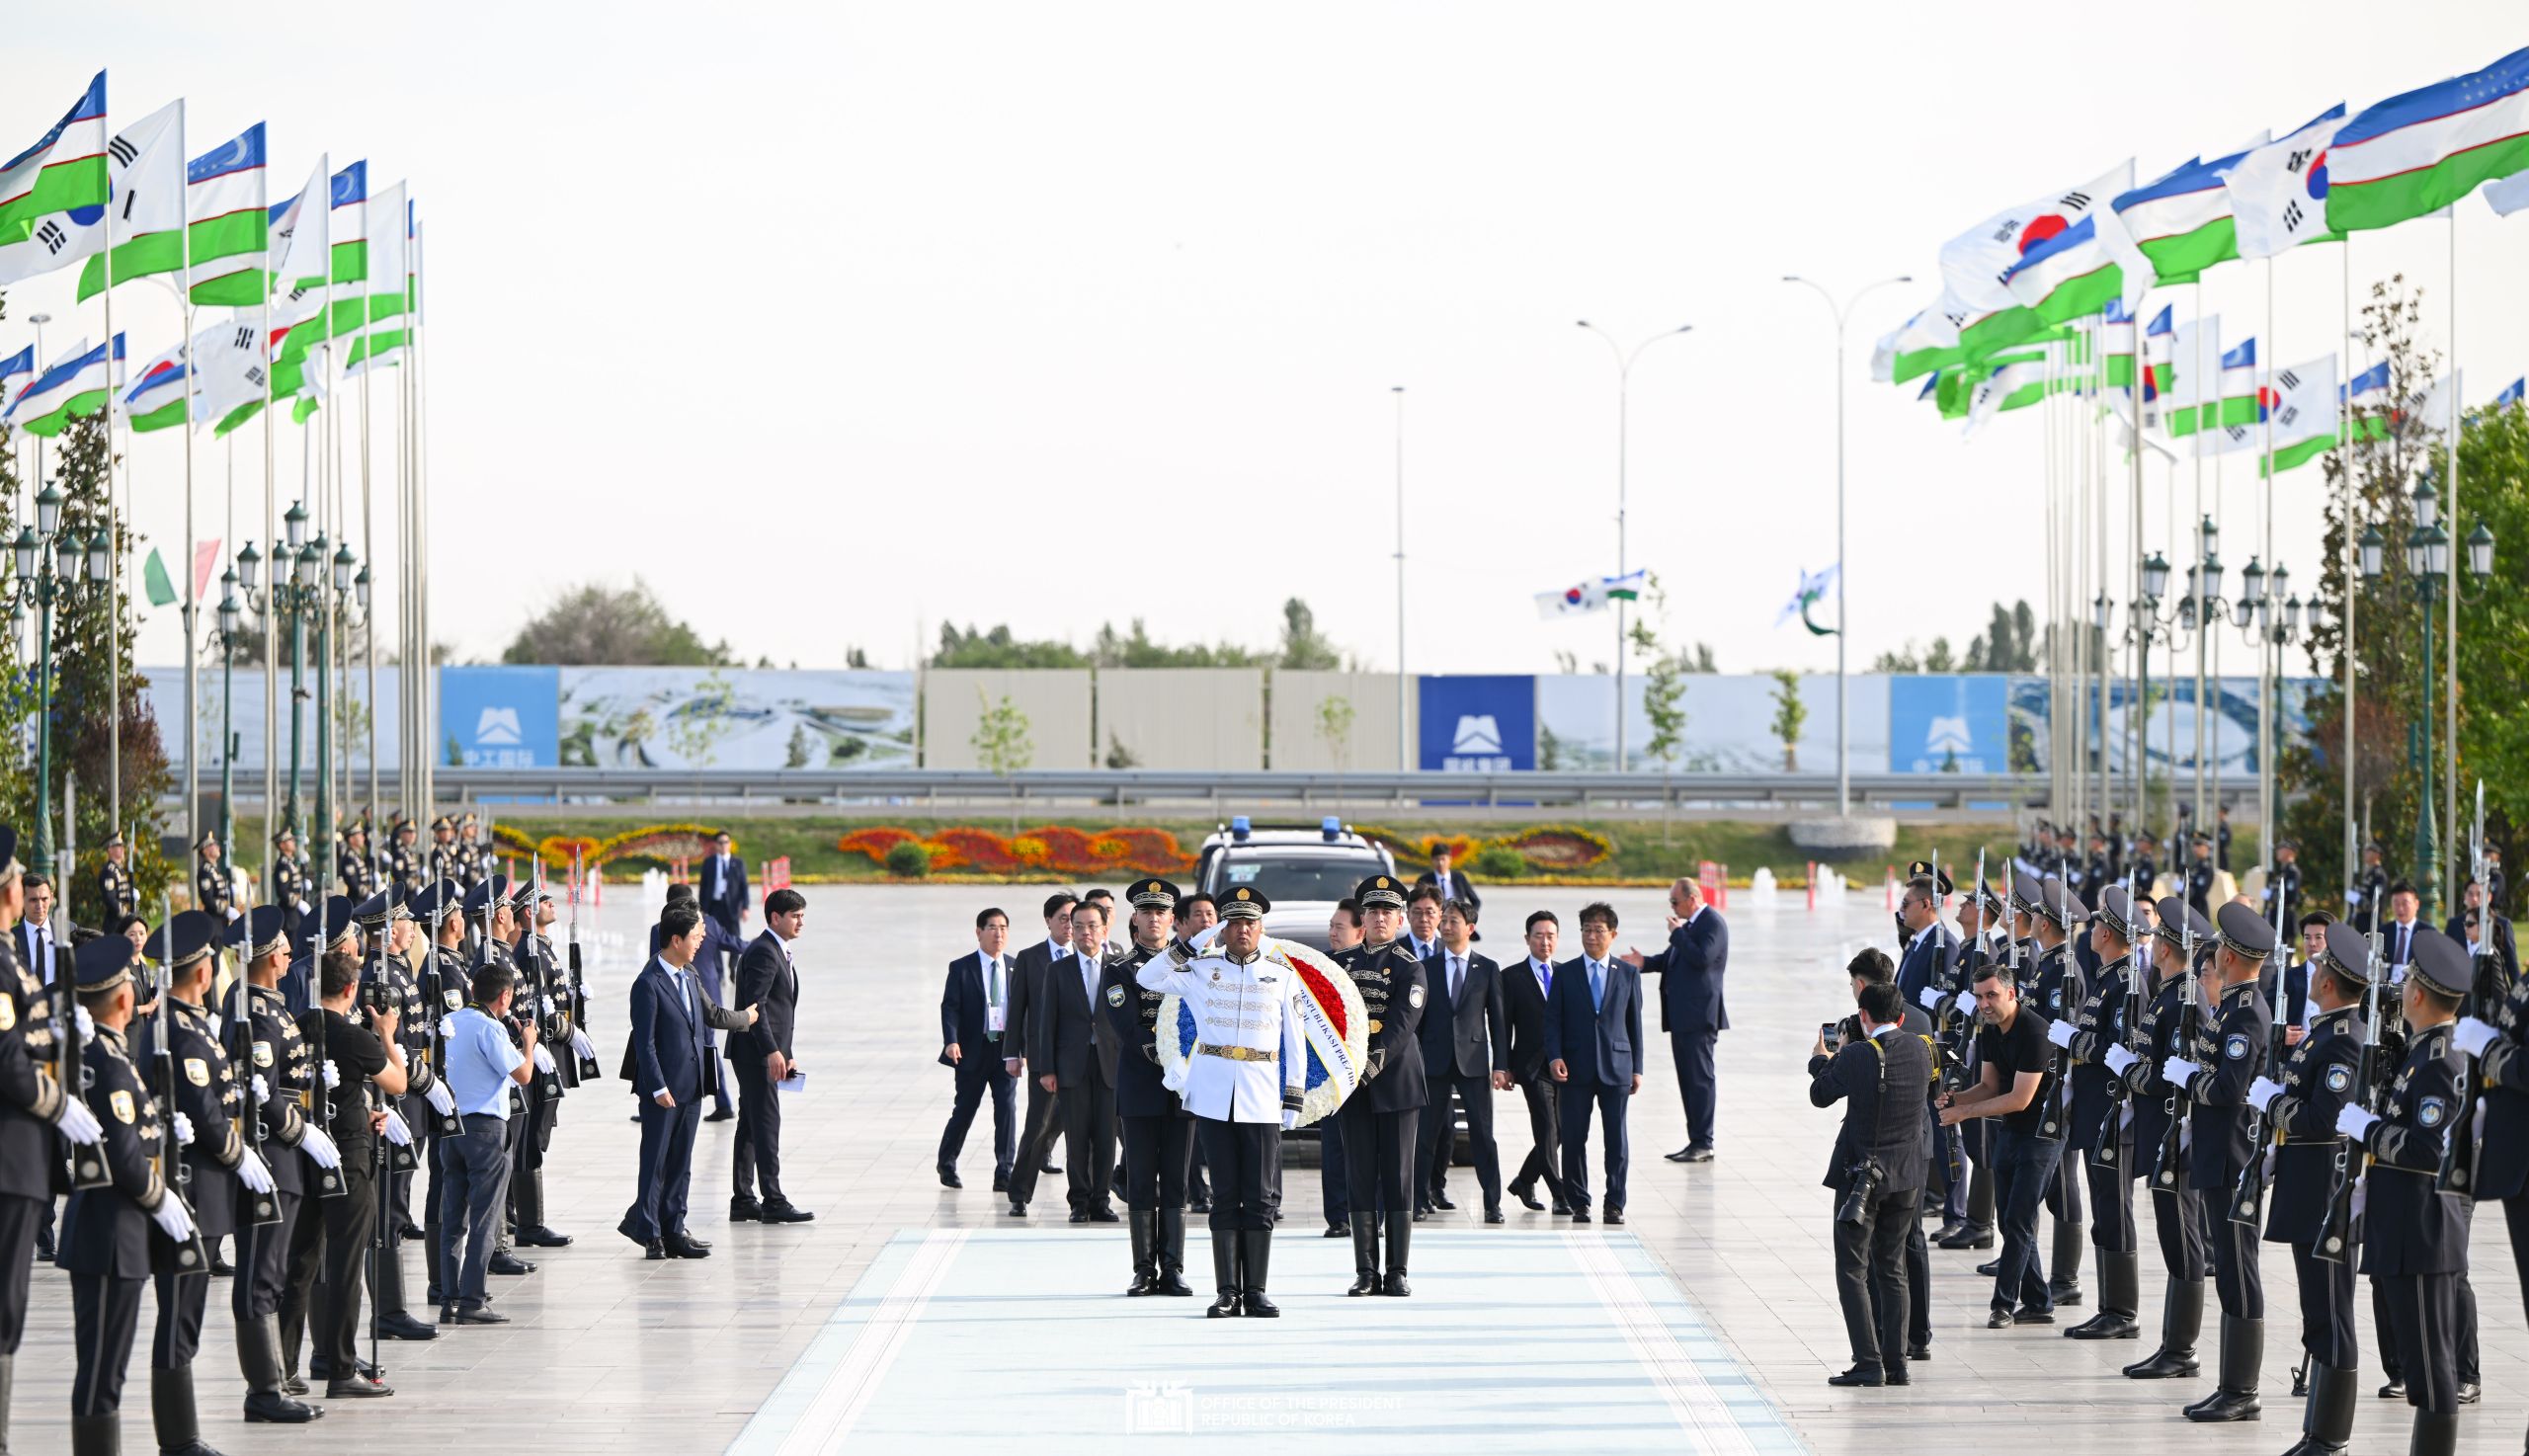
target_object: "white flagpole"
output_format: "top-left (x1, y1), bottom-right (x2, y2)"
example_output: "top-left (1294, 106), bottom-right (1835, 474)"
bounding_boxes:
top-left (177, 102), bottom-right (201, 861)
top-left (2339, 237), bottom-right (2356, 895)
top-left (358, 202), bottom-right (376, 828)
top-left (2443, 208), bottom-right (2460, 910)
top-left (2260, 260), bottom-right (2275, 881)
top-left (100, 103), bottom-right (120, 842)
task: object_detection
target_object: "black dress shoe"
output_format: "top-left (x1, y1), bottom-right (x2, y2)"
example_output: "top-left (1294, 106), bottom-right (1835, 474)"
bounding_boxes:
top-left (1086, 1207), bottom-right (1119, 1224)
top-left (1572, 1209), bottom-right (1592, 1224)
top-left (1429, 1192), bottom-right (1456, 1211)
top-left (488, 1253), bottom-right (535, 1276)
top-left (938, 1169), bottom-right (962, 1189)
top-left (1411, 1205), bottom-right (1428, 1223)
top-left (1975, 1258), bottom-right (2001, 1278)
top-left (1987, 1310), bottom-right (2016, 1329)
top-left (243, 1390), bottom-right (321, 1422)
top-left (449, 1306), bottom-right (510, 1325)
top-left (1550, 1200), bottom-right (1572, 1216)
top-left (326, 1376), bottom-right (394, 1399)
top-left (1907, 1342), bottom-right (1931, 1360)
top-left (399, 1224), bottom-right (427, 1241)
top-left (730, 1199), bottom-right (763, 1222)
top-left (618, 1215), bottom-right (652, 1248)
top-left (2378, 1377), bottom-right (2407, 1400)
top-left (2011, 1306), bottom-right (2055, 1325)
top-left (2049, 1280), bottom-right (2083, 1308)
top-left (1664, 1147), bottom-right (1694, 1163)
top-left (210, 1256), bottom-right (235, 1276)
top-left (1068, 1211), bottom-right (1088, 1224)
top-left (703, 1108), bottom-right (735, 1122)
top-left (1042, 1162), bottom-right (1062, 1174)
top-left (643, 1240), bottom-right (668, 1259)
top-left (1325, 1221), bottom-right (1348, 1238)
top-left (1604, 1208), bottom-right (1626, 1226)
top-left (1187, 1195), bottom-right (1210, 1213)
top-left (1484, 1207), bottom-right (1506, 1225)
top-left (1681, 1147), bottom-right (1715, 1163)
top-left (1932, 1221), bottom-right (1967, 1243)
top-left (1829, 1365), bottom-right (1884, 1387)
top-left (1512, 1186), bottom-right (1545, 1212)
top-left (1007, 1201), bottom-right (1026, 1217)
top-left (1884, 1368), bottom-right (1911, 1386)
top-left (378, 1312), bottom-right (440, 1340)
top-left (519, 1226), bottom-right (573, 1248)
top-left (663, 1235), bottom-right (711, 1258)
top-left (992, 1174), bottom-right (1009, 1193)
top-left (761, 1203), bottom-right (815, 1224)
top-left (1938, 1224), bottom-right (1995, 1250)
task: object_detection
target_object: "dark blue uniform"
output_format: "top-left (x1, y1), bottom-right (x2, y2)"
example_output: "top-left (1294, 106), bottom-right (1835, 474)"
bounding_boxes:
top-left (1101, 941), bottom-right (1193, 1294)
top-left (2360, 1021), bottom-right (2469, 1421)
top-left (2182, 978), bottom-right (2272, 1321)
top-left (60, 1027), bottom-right (173, 1423)
top-left (2065, 953), bottom-right (2138, 1267)
top-left (2265, 1002), bottom-right (2365, 1370)
top-left (1335, 936), bottom-right (1426, 1290)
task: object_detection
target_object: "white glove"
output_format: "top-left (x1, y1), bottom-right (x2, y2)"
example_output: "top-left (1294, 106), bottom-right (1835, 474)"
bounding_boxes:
top-left (381, 1108), bottom-right (414, 1147)
top-left (540, 996), bottom-right (555, 1017)
top-left (149, 1198), bottom-right (197, 1244)
top-left (73, 1004), bottom-right (94, 1040)
top-left (250, 1073), bottom-right (270, 1105)
top-left (1917, 987), bottom-right (1943, 1011)
top-left (532, 1045), bottom-right (556, 1075)
top-left (2246, 1076), bottom-right (2287, 1113)
top-left (1952, 990), bottom-right (1977, 1014)
top-left (2335, 1104), bottom-right (2380, 1142)
top-left (2104, 1045), bottom-right (2139, 1077)
top-left (1280, 1108), bottom-right (1299, 1132)
top-left (571, 1027), bottom-right (597, 1060)
top-left (297, 1125), bottom-right (342, 1171)
top-left (319, 1060), bottom-right (340, 1090)
top-left (50, 1096), bottom-right (103, 1146)
top-left (2046, 1020), bottom-right (2077, 1049)
top-left (174, 1111), bottom-right (196, 1147)
top-left (237, 1148), bottom-right (276, 1195)
top-left (423, 1080), bottom-right (455, 1116)
top-left (2162, 1055), bottom-right (2202, 1089)
top-left (2453, 1016), bottom-right (2499, 1060)
top-left (440, 1015), bottom-right (460, 1039)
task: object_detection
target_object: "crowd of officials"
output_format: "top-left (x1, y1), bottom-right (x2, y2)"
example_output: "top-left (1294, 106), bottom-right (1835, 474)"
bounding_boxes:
top-left (1807, 853), bottom-right (2528, 1456)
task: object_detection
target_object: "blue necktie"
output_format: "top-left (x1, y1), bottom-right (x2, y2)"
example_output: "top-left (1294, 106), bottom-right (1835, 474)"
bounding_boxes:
top-left (1538, 961), bottom-right (1552, 994)
top-left (1589, 961), bottom-right (1603, 1011)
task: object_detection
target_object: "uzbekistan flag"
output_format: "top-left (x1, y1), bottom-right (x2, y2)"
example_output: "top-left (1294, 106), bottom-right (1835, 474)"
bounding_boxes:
top-left (2329, 45), bottom-right (2529, 233)
top-left (279, 158), bottom-right (368, 364)
top-left (0, 72), bottom-right (111, 285)
top-left (2213, 356), bottom-right (2338, 476)
top-left (2114, 142), bottom-right (2258, 285)
top-left (0, 345), bottom-right (31, 399)
top-left (185, 122), bottom-right (268, 306)
top-left (2495, 377), bottom-right (2525, 410)
top-left (7, 334), bottom-right (125, 437)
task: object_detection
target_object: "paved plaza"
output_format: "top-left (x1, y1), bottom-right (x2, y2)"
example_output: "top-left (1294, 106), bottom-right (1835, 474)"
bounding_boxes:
top-left (13, 883), bottom-right (2522, 1452)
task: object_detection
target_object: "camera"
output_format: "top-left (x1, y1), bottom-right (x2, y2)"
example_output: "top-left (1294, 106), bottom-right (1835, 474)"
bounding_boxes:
top-left (1836, 1158), bottom-right (1886, 1226)
top-left (1820, 1020), bottom-right (1843, 1054)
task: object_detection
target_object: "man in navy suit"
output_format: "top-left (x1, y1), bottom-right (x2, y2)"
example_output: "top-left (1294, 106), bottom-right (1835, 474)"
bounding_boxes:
top-left (1545, 902), bottom-right (1645, 1224)
top-left (618, 901), bottom-right (755, 1259)
top-left (657, 885), bottom-right (740, 1119)
top-left (1415, 898), bottom-right (1509, 1222)
top-left (1893, 871), bottom-right (1963, 1226)
top-left (1624, 876), bottom-right (1729, 1163)
top-left (938, 907), bottom-right (1020, 1192)
top-left (697, 833), bottom-right (750, 942)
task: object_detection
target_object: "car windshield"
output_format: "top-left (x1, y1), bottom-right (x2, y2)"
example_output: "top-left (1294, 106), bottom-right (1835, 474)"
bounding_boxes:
top-left (1210, 852), bottom-right (1382, 904)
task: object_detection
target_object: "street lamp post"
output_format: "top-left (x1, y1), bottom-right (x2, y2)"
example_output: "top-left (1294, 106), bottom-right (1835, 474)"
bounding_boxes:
top-left (235, 511), bottom-right (366, 906)
top-left (1576, 321), bottom-right (1691, 773)
top-left (216, 566), bottom-right (245, 862)
top-left (8, 483), bottom-right (109, 867)
top-left (1784, 275), bottom-right (1912, 817)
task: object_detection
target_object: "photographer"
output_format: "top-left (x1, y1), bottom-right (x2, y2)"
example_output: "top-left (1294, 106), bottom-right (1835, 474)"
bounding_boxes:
top-left (1810, 977), bottom-right (1930, 1387)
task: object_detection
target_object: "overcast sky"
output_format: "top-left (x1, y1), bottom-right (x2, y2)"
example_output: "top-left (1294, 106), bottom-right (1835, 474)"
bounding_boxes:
top-left (8, 4), bottom-right (2525, 678)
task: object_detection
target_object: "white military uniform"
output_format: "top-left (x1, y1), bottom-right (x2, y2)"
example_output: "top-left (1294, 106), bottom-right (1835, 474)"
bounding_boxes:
top-left (1136, 944), bottom-right (1305, 1125)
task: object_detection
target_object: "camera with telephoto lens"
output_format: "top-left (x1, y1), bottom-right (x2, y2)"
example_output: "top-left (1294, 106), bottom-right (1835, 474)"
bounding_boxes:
top-left (360, 971), bottom-right (393, 1017)
top-left (1836, 1158), bottom-right (1886, 1226)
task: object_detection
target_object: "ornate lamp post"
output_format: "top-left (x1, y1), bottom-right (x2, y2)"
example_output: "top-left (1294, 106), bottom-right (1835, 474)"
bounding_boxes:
top-left (7, 482), bottom-right (111, 865)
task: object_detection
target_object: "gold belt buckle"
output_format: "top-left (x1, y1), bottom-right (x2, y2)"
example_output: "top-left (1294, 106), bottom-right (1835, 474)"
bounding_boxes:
top-left (1367, 1018), bottom-right (1383, 1034)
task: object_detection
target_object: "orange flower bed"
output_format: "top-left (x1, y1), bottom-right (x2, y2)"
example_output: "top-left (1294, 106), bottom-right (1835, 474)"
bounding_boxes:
top-left (838, 824), bottom-right (1195, 877)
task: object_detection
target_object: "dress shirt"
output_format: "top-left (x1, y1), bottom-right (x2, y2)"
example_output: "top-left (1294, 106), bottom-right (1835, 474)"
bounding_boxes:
top-left (444, 1006), bottom-right (525, 1117)
top-left (983, 953), bottom-right (1006, 1035)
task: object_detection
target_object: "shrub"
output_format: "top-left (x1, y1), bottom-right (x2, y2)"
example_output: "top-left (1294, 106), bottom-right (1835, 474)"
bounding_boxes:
top-left (1473, 846), bottom-right (1529, 880)
top-left (884, 840), bottom-right (933, 879)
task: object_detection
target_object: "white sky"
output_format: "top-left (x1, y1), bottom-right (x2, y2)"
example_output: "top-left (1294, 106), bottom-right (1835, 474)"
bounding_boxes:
top-left (7, 4), bottom-right (2525, 677)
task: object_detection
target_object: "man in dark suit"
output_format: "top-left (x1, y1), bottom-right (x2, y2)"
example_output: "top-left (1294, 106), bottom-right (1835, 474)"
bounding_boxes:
top-left (938, 907), bottom-right (1020, 1192)
top-left (1033, 899), bottom-right (1118, 1223)
top-left (1545, 901), bottom-right (1645, 1224)
top-left (1811, 978), bottom-right (1933, 1388)
top-left (1415, 898), bottom-right (1509, 1222)
top-left (1003, 892), bottom-right (1077, 1217)
top-left (656, 884), bottom-right (739, 1120)
top-left (1624, 875), bottom-right (1729, 1163)
top-left (1413, 848), bottom-right (1480, 921)
top-left (617, 901), bottom-right (755, 1259)
top-left (2278, 911), bottom-right (2332, 1034)
top-left (697, 833), bottom-right (749, 942)
top-left (728, 887), bottom-right (811, 1224)
top-left (1503, 910), bottom-right (1568, 1214)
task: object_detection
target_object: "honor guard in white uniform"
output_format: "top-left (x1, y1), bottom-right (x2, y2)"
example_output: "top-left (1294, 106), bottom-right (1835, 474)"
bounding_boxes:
top-left (1134, 887), bottom-right (1306, 1319)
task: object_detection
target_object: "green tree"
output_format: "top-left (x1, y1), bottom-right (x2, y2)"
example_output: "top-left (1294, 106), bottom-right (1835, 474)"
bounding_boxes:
top-left (1630, 574), bottom-right (1689, 842)
top-left (1966, 601), bottom-right (2040, 671)
top-left (503, 578), bottom-right (733, 665)
top-left (1768, 669), bottom-right (1808, 770)
top-left (1277, 598), bottom-right (1343, 670)
top-left (932, 623), bottom-right (1091, 670)
top-left (2443, 378), bottom-right (2529, 912)
top-left (1315, 694), bottom-right (1356, 771)
top-left (784, 722), bottom-right (811, 769)
top-left (971, 692), bottom-right (1034, 831)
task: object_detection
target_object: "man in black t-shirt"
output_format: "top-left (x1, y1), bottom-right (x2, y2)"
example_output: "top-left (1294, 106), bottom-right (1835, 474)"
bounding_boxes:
top-left (1939, 962), bottom-right (2063, 1327)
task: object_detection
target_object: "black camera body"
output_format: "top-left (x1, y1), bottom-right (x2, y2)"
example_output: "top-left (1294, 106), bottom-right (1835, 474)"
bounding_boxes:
top-left (1836, 1158), bottom-right (1886, 1225)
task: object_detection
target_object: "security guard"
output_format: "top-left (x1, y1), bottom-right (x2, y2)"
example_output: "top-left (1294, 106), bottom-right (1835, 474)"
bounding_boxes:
top-left (2056, 882), bottom-right (2140, 1340)
top-left (226, 907), bottom-right (324, 1421)
top-left (352, 889), bottom-right (450, 1342)
top-left (61, 933), bottom-right (202, 1456)
top-left (2339, 928), bottom-right (2471, 1456)
top-left (2160, 899), bottom-right (2275, 1422)
top-left (2027, 877), bottom-right (2086, 1308)
top-left (413, 880), bottom-right (472, 1310)
top-left (2185, 834), bottom-right (2219, 920)
top-left (272, 830), bottom-right (308, 941)
top-left (1133, 887), bottom-right (1307, 1318)
top-left (2113, 896), bottom-right (2215, 1382)
top-left (1101, 878), bottom-right (1194, 1298)
top-left (2251, 919), bottom-right (2370, 1456)
top-left (143, 909), bottom-right (269, 1456)
top-left (1333, 873), bottom-right (1427, 1297)
top-left (336, 822), bottom-right (376, 903)
top-left (193, 834), bottom-right (233, 923)
top-left (2350, 842), bottom-right (2391, 936)
top-left (507, 878), bottom-right (571, 1250)
top-left (98, 833), bottom-right (136, 924)
top-left (2452, 902), bottom-right (2528, 1453)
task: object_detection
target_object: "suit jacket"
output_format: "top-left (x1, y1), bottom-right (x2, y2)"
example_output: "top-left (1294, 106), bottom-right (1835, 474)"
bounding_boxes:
top-left (1808, 1022), bottom-right (1933, 1194)
top-left (1413, 869), bottom-right (1481, 917)
top-left (726, 930), bottom-right (797, 1061)
top-left (1004, 940), bottom-right (1066, 1063)
top-left (1500, 956), bottom-right (1559, 1085)
top-left (650, 915), bottom-right (739, 1000)
top-left (697, 853), bottom-right (750, 934)
top-left (1541, 956), bottom-right (1644, 1087)
top-left (1031, 944), bottom-right (1112, 1090)
top-left (1418, 947), bottom-right (1509, 1082)
top-left (629, 957), bottom-right (717, 1103)
top-left (1894, 926), bottom-right (1957, 1008)
top-left (1640, 907), bottom-right (1729, 1034)
top-left (939, 950), bottom-right (1014, 1070)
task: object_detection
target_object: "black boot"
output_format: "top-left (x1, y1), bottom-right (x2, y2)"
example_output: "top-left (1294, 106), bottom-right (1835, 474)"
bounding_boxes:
top-left (2407, 1412), bottom-right (2458, 1456)
top-left (70, 1414), bottom-right (117, 1456)
top-left (2049, 1221), bottom-right (2084, 1306)
top-left (1206, 1234), bottom-right (1241, 1318)
top-left (1155, 1209), bottom-right (1193, 1296)
top-left (152, 1364), bottom-right (226, 1456)
top-left (242, 1315), bottom-right (320, 1423)
top-left (2293, 1360), bottom-right (2357, 1456)
top-left (2067, 1251), bottom-right (2140, 1340)
top-left (2184, 1316), bottom-right (2262, 1421)
top-left (1238, 1230), bottom-right (1278, 1317)
top-left (1125, 1211), bottom-right (1157, 1296)
top-left (0, 1352), bottom-right (9, 1454)
top-left (2123, 1278), bottom-right (2203, 1379)
top-left (1348, 1220), bottom-right (1381, 1296)
top-left (1382, 1211), bottom-right (1412, 1298)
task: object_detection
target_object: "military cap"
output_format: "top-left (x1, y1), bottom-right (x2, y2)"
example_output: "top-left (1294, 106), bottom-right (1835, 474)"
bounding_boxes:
top-left (1962, 881), bottom-right (2005, 918)
top-left (1218, 886), bottom-right (1271, 921)
top-left (104, 831), bottom-right (124, 849)
top-left (460, 875), bottom-right (512, 917)
top-left (2093, 885), bottom-right (2140, 940)
top-left (2407, 926), bottom-right (2470, 1001)
top-left (2191, 832), bottom-right (2212, 847)
top-left (508, 876), bottom-right (553, 912)
top-left (73, 934), bottom-right (139, 996)
top-left (1353, 874), bottom-right (1407, 911)
top-left (2008, 870), bottom-right (2044, 915)
top-left (2039, 877), bottom-right (2085, 928)
top-left (2153, 896), bottom-right (2211, 946)
top-left (294, 896), bottom-right (360, 955)
top-left (406, 879), bottom-right (462, 923)
top-left (145, 910), bottom-right (219, 971)
top-left (351, 889), bottom-right (406, 930)
top-left (2361, 841), bottom-right (2384, 856)
top-left (1905, 859), bottom-right (1954, 897)
top-left (226, 906), bottom-right (289, 962)
top-left (2214, 901), bottom-right (2277, 960)
top-left (2318, 922), bottom-right (2378, 987)
top-left (431, 816), bottom-right (452, 833)
top-left (272, 826), bottom-right (297, 845)
top-left (1127, 878), bottom-right (1181, 911)
top-left (194, 830), bottom-right (220, 851)
top-left (459, 813), bottom-right (479, 828)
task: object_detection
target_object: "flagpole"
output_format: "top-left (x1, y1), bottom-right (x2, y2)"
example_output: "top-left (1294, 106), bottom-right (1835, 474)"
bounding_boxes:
top-left (2260, 260), bottom-right (2275, 886)
top-left (262, 262), bottom-right (278, 895)
top-left (176, 101), bottom-right (201, 863)
top-left (2094, 317), bottom-right (2110, 828)
top-left (100, 101), bottom-right (120, 846)
top-left (2131, 305), bottom-right (2148, 849)
top-left (2443, 208), bottom-right (2460, 911)
top-left (2339, 236), bottom-right (2357, 892)
top-left (413, 220), bottom-right (432, 818)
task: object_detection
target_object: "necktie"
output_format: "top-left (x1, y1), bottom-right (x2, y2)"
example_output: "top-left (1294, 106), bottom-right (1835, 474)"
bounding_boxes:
top-left (1589, 961), bottom-right (1604, 1011)
top-left (1537, 961), bottom-right (1552, 994)
top-left (678, 966), bottom-right (693, 1021)
top-left (985, 957), bottom-right (1002, 1041)
top-left (1449, 955), bottom-right (1462, 1003)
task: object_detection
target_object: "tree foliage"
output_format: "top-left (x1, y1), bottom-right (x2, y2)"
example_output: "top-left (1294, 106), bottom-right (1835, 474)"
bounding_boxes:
top-left (502, 578), bottom-right (733, 666)
top-left (931, 597), bottom-right (1346, 671)
top-left (1768, 668), bottom-right (1808, 769)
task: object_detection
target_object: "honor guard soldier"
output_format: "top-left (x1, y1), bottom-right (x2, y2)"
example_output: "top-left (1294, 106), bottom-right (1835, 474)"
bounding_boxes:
top-left (353, 889), bottom-right (451, 1341)
top-left (2158, 899), bottom-right (2276, 1422)
top-left (2264, 841), bottom-right (2306, 928)
top-left (2338, 929), bottom-right (2472, 1456)
top-left (61, 934), bottom-right (204, 1456)
top-left (2056, 883), bottom-right (2142, 1340)
top-left (98, 833), bottom-right (137, 924)
top-left (1101, 878), bottom-right (1195, 1298)
top-left (427, 818), bottom-right (461, 885)
top-left (193, 834), bottom-right (233, 923)
top-left (2350, 842), bottom-right (2391, 936)
top-left (144, 910), bottom-right (272, 1456)
top-left (2112, 896), bottom-right (2215, 1382)
top-left (507, 878), bottom-right (571, 1249)
top-left (456, 815), bottom-right (489, 890)
top-left (282, 898), bottom-right (357, 1022)
top-left (271, 830), bottom-right (308, 941)
top-left (2451, 898), bottom-right (2528, 1449)
top-left (2246, 919), bottom-right (2371, 1456)
top-left (1133, 888), bottom-right (1309, 1318)
top-left (0, 823), bottom-right (108, 1450)
top-left (223, 908), bottom-right (324, 1423)
top-left (2029, 877), bottom-right (2088, 1308)
top-left (336, 822), bottom-right (376, 903)
top-left (1334, 873), bottom-right (1428, 1297)
top-left (2185, 835), bottom-right (2219, 920)
top-left (385, 816), bottom-right (422, 902)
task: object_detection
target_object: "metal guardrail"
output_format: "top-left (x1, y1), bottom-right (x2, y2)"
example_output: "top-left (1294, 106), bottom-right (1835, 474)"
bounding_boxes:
top-left (189, 767), bottom-right (2254, 814)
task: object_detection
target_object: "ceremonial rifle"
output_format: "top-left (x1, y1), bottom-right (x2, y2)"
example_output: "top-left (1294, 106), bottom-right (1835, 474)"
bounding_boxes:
top-left (2441, 781), bottom-right (2488, 1195)
top-left (2098, 864), bottom-right (2144, 1171)
top-left (2315, 919), bottom-right (2386, 1263)
top-left (2153, 897), bottom-right (2201, 1189)
top-left (152, 893), bottom-right (209, 1274)
top-left (2229, 871), bottom-right (2295, 1225)
top-left (569, 848), bottom-right (600, 1081)
top-left (227, 929), bottom-right (281, 1228)
top-left (309, 891), bottom-right (345, 1200)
